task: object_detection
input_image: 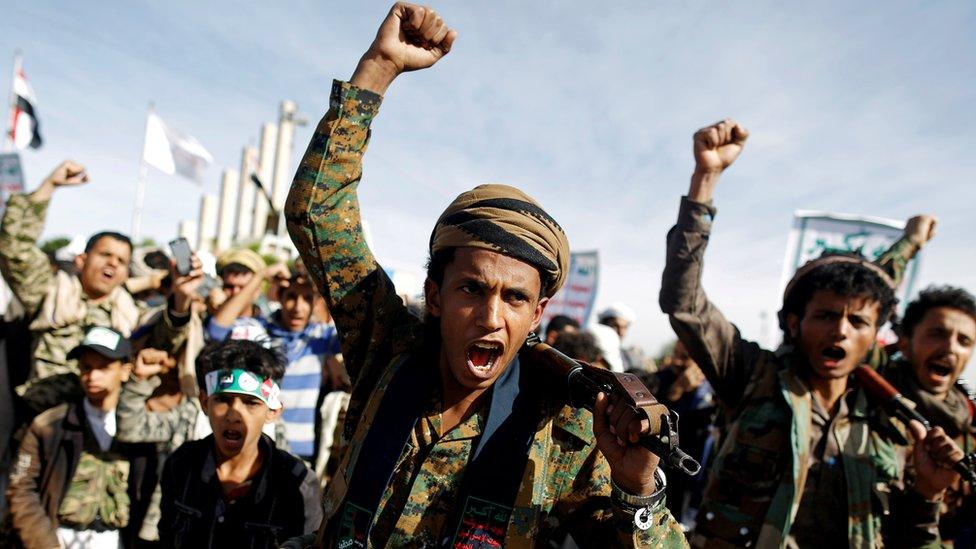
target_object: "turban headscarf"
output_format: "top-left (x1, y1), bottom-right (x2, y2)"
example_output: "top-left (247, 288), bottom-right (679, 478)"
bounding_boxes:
top-left (429, 184), bottom-right (570, 298)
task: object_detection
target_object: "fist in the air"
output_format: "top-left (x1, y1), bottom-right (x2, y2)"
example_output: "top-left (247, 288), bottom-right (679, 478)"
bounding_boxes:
top-left (693, 119), bottom-right (749, 174)
top-left (44, 160), bottom-right (88, 188)
top-left (904, 214), bottom-right (937, 248)
top-left (357, 3), bottom-right (457, 89)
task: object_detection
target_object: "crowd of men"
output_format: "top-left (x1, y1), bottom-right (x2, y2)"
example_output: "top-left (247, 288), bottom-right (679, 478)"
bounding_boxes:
top-left (0, 2), bottom-right (973, 548)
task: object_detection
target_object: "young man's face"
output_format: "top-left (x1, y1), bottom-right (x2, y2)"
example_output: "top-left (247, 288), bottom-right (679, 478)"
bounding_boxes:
top-left (605, 318), bottom-right (631, 341)
top-left (901, 306), bottom-right (976, 396)
top-left (671, 340), bottom-right (698, 373)
top-left (75, 237), bottom-right (131, 299)
top-left (200, 391), bottom-right (280, 458)
top-left (280, 284), bottom-right (314, 332)
top-left (426, 247), bottom-right (548, 392)
top-left (221, 270), bottom-right (255, 299)
top-left (788, 290), bottom-right (881, 382)
top-left (77, 350), bottom-right (129, 406)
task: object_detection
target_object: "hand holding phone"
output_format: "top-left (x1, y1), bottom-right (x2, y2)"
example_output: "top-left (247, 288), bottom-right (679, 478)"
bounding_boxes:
top-left (169, 238), bottom-right (193, 276)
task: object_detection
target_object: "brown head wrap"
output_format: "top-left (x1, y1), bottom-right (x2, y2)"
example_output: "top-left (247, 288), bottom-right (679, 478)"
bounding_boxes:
top-left (429, 184), bottom-right (570, 297)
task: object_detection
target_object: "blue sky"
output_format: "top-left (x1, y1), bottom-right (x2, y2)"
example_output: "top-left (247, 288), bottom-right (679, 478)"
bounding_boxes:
top-left (3, 1), bottom-right (975, 360)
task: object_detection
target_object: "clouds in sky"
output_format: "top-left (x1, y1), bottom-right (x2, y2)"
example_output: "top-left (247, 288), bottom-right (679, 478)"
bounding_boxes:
top-left (3, 1), bottom-right (974, 356)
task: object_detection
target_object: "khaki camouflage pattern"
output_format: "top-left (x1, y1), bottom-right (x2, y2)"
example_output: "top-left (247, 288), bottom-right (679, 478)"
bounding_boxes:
top-left (662, 197), bottom-right (941, 549)
top-left (0, 193), bottom-right (188, 411)
top-left (57, 450), bottom-right (131, 529)
top-left (285, 80), bottom-right (685, 548)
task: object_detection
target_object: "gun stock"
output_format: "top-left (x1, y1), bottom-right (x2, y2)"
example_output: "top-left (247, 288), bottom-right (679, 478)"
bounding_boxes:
top-left (524, 333), bottom-right (701, 476)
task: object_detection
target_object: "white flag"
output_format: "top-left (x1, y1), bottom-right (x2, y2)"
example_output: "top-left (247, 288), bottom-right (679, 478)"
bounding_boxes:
top-left (142, 112), bottom-right (213, 183)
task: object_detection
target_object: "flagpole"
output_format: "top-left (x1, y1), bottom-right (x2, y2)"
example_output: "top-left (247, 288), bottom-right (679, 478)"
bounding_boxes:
top-left (131, 103), bottom-right (153, 242)
top-left (4, 50), bottom-right (21, 152)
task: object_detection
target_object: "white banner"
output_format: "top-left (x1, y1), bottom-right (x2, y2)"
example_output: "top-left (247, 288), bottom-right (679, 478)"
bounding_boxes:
top-left (142, 112), bottom-right (213, 183)
top-left (780, 210), bottom-right (921, 319)
top-left (541, 250), bottom-right (599, 327)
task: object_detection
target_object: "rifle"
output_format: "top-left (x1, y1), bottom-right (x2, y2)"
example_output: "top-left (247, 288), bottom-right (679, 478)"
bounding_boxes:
top-left (854, 365), bottom-right (976, 486)
top-left (524, 333), bottom-right (701, 476)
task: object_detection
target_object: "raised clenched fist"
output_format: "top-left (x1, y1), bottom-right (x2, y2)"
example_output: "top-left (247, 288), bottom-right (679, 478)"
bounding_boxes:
top-left (44, 160), bottom-right (88, 188)
top-left (693, 119), bottom-right (749, 174)
top-left (133, 348), bottom-right (177, 380)
top-left (904, 214), bottom-right (938, 248)
top-left (352, 3), bottom-right (457, 94)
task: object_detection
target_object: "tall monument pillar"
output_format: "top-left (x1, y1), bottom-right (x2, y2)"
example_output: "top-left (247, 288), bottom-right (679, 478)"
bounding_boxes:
top-left (252, 123), bottom-right (278, 238)
top-left (234, 145), bottom-right (258, 241)
top-left (215, 169), bottom-right (239, 252)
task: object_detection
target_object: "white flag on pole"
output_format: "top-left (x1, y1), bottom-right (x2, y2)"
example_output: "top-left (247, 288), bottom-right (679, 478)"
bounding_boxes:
top-left (142, 112), bottom-right (213, 183)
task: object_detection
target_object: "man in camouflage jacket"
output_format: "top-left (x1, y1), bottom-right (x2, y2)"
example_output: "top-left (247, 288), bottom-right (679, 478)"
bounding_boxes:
top-left (283, 4), bottom-right (685, 547)
top-left (6, 327), bottom-right (157, 549)
top-left (660, 119), bottom-right (965, 548)
top-left (0, 161), bottom-right (203, 414)
top-left (882, 286), bottom-right (976, 545)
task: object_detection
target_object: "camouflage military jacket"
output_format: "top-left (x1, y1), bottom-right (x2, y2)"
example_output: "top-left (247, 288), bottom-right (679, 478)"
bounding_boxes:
top-left (0, 194), bottom-right (189, 407)
top-left (285, 80), bottom-right (685, 548)
top-left (883, 359), bottom-right (976, 543)
top-left (660, 197), bottom-right (942, 548)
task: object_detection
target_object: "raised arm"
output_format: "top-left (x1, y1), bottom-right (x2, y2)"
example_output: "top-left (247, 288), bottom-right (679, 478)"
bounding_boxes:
top-left (0, 161), bottom-right (87, 317)
top-left (873, 214), bottom-right (935, 286)
top-left (285, 3), bottom-right (456, 385)
top-left (116, 349), bottom-right (183, 444)
top-left (659, 120), bottom-right (762, 407)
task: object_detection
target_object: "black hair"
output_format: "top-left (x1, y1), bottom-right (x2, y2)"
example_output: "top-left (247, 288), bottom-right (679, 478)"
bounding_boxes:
top-left (143, 250), bottom-right (171, 271)
top-left (899, 285), bottom-right (976, 338)
top-left (425, 247), bottom-right (551, 300)
top-left (195, 340), bottom-right (286, 394)
top-left (546, 314), bottom-right (580, 335)
top-left (779, 261), bottom-right (898, 342)
top-left (552, 330), bottom-right (602, 363)
top-left (219, 262), bottom-right (256, 278)
top-left (85, 231), bottom-right (132, 254)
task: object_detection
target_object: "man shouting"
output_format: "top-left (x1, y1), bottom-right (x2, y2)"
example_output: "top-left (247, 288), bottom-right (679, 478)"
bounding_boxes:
top-left (660, 119), bottom-right (965, 547)
top-left (285, 3), bottom-right (684, 547)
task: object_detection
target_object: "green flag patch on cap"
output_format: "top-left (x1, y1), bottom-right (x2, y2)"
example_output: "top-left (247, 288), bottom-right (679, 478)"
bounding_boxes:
top-left (204, 368), bottom-right (282, 410)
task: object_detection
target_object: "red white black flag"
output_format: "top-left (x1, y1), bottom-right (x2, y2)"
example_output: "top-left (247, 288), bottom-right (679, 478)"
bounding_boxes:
top-left (8, 62), bottom-right (42, 150)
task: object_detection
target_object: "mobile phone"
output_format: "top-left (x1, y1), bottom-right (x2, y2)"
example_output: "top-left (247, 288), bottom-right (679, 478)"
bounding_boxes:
top-left (169, 237), bottom-right (193, 276)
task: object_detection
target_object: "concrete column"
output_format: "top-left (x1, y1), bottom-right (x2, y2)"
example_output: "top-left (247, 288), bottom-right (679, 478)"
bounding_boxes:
top-left (234, 145), bottom-right (258, 241)
top-left (271, 101), bottom-right (298, 211)
top-left (197, 193), bottom-right (218, 253)
top-left (216, 168), bottom-right (239, 252)
top-left (178, 219), bottom-right (197, 245)
top-left (252, 123), bottom-right (277, 238)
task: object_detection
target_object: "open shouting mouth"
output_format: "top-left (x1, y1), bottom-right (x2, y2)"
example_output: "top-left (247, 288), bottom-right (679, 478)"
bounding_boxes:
top-left (466, 341), bottom-right (503, 379)
top-left (820, 345), bottom-right (847, 366)
top-left (924, 358), bottom-right (956, 386)
top-left (220, 428), bottom-right (245, 451)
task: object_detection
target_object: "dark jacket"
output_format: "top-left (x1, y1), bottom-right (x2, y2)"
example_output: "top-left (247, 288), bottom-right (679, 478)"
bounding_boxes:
top-left (159, 434), bottom-right (322, 549)
top-left (6, 399), bottom-right (158, 549)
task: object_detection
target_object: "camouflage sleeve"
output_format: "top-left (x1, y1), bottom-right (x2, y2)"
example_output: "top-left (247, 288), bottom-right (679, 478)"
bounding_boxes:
top-left (659, 196), bottom-right (764, 408)
top-left (555, 450), bottom-right (687, 548)
top-left (142, 304), bottom-right (190, 356)
top-left (6, 417), bottom-right (62, 549)
top-left (0, 193), bottom-right (54, 317)
top-left (874, 237), bottom-right (919, 288)
top-left (115, 376), bottom-right (182, 443)
top-left (284, 80), bottom-right (420, 389)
